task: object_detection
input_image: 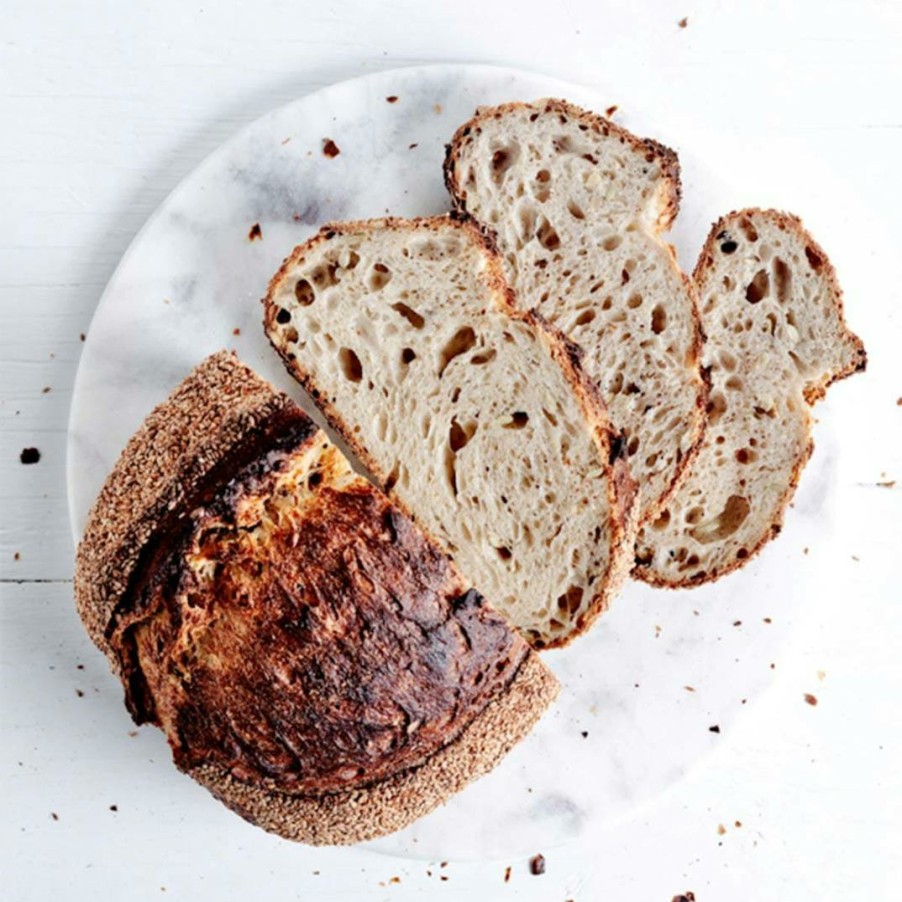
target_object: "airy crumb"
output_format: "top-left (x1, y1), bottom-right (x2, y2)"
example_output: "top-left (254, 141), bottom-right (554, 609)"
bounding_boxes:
top-left (804, 693), bottom-right (818, 706)
top-left (678, 17), bottom-right (689, 28)
top-left (529, 854), bottom-right (546, 875)
top-left (322, 138), bottom-right (341, 158)
top-left (248, 223), bottom-right (262, 241)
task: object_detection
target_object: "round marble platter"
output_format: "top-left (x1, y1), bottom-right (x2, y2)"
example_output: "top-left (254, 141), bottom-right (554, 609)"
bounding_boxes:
top-left (68, 65), bottom-right (841, 860)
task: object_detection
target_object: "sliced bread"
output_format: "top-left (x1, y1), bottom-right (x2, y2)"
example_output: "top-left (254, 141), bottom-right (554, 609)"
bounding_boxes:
top-left (633, 209), bottom-right (866, 586)
top-left (74, 352), bottom-right (559, 845)
top-left (444, 99), bottom-right (708, 525)
top-left (264, 215), bottom-right (637, 648)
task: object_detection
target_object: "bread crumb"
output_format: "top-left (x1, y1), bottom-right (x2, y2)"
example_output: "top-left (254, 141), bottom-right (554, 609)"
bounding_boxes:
top-left (109, 804), bottom-right (118, 812)
top-left (897, 397), bottom-right (901, 405)
top-left (20, 447), bottom-right (41, 464)
top-left (433, 103), bottom-right (443, 114)
top-left (322, 139), bottom-right (341, 158)
top-left (672, 893), bottom-right (695, 902)
top-left (408, 143), bottom-right (418, 150)
top-left (852, 555), bottom-right (860, 562)
top-left (248, 223), bottom-right (263, 241)
top-left (654, 624), bottom-right (662, 638)
top-left (605, 105), bottom-right (619, 118)
top-left (281, 137), bottom-right (292, 145)
top-left (877, 480), bottom-right (896, 488)
top-left (684, 685), bottom-right (695, 692)
top-left (803, 547), bottom-right (809, 555)
top-left (232, 328), bottom-right (241, 336)
top-left (76, 689), bottom-right (84, 697)
top-left (51, 812), bottom-right (59, 821)
top-left (76, 664), bottom-right (84, 670)
top-left (386, 95), bottom-right (399, 103)
top-left (804, 693), bottom-right (818, 706)
top-left (717, 823), bottom-right (726, 835)
top-left (79, 333), bottom-right (86, 341)
top-left (42, 386), bottom-right (51, 393)
top-left (735, 820), bottom-right (742, 828)
top-left (817, 670), bottom-right (826, 681)
top-left (440, 876), bottom-right (448, 882)
top-left (388, 876), bottom-right (400, 884)
top-left (763, 617), bottom-right (772, 623)
top-left (732, 620), bottom-right (742, 627)
top-left (529, 854), bottom-right (546, 875)
top-left (13, 552), bottom-right (20, 561)
top-left (709, 724), bottom-right (720, 733)
top-left (503, 866), bottom-right (511, 883)
top-left (581, 730), bottom-right (588, 738)
top-left (678, 17), bottom-right (689, 28)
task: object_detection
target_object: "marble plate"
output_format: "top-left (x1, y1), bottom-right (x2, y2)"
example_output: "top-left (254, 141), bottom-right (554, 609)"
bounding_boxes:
top-left (67, 64), bottom-right (838, 860)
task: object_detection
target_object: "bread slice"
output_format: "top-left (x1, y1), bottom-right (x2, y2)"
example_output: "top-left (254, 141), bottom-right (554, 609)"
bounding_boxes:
top-left (264, 215), bottom-right (637, 649)
top-left (444, 99), bottom-right (707, 526)
top-left (74, 352), bottom-right (558, 845)
top-left (633, 209), bottom-right (866, 586)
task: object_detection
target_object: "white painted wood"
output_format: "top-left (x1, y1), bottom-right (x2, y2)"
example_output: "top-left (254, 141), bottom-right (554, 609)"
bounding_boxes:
top-left (2, 0), bottom-right (900, 898)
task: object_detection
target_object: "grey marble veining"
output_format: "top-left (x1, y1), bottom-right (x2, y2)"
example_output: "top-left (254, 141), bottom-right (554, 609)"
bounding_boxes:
top-left (67, 64), bottom-right (836, 860)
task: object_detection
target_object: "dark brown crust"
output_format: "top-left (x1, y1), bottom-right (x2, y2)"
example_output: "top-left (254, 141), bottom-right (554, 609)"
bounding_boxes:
top-left (189, 652), bottom-right (558, 845)
top-left (74, 352), bottom-right (307, 663)
top-left (263, 215), bottom-right (639, 650)
top-left (443, 98), bottom-right (682, 231)
top-left (442, 98), bottom-right (708, 525)
top-left (633, 208), bottom-right (866, 588)
top-left (74, 351), bottom-right (559, 842)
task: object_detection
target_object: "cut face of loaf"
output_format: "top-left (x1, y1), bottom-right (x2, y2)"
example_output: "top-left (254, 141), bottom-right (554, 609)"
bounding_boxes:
top-left (444, 99), bottom-right (707, 525)
top-left (634, 209), bottom-right (866, 586)
top-left (265, 216), bottom-right (637, 648)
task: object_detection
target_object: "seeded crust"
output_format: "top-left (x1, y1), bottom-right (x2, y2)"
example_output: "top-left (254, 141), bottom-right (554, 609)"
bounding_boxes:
top-left (264, 214), bottom-right (638, 648)
top-left (443, 99), bottom-right (707, 525)
top-left (74, 351), bottom-right (305, 666)
top-left (74, 351), bottom-right (559, 843)
top-left (190, 652), bottom-right (557, 845)
top-left (633, 209), bottom-right (866, 587)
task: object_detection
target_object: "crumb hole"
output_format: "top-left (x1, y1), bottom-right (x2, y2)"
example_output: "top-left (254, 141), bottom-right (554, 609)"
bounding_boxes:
top-left (338, 347), bottom-right (362, 382)
top-left (651, 304), bottom-right (666, 333)
top-left (391, 302), bottom-right (425, 329)
top-left (294, 279), bottom-right (315, 306)
top-left (745, 269), bottom-right (770, 303)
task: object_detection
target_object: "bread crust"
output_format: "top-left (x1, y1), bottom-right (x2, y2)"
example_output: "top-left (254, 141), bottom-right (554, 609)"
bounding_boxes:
top-left (633, 208), bottom-right (866, 588)
top-left (264, 214), bottom-right (639, 649)
top-left (190, 652), bottom-right (558, 845)
top-left (74, 351), bottom-right (560, 842)
top-left (442, 98), bottom-right (709, 526)
top-left (74, 351), bottom-right (309, 664)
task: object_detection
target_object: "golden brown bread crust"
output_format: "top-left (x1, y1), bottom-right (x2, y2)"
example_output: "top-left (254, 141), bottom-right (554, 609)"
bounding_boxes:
top-left (442, 99), bottom-right (708, 526)
top-left (190, 652), bottom-right (558, 845)
top-left (74, 351), bottom-right (309, 664)
top-left (633, 208), bottom-right (866, 588)
top-left (112, 437), bottom-right (529, 796)
top-left (74, 351), bottom-right (559, 843)
top-left (263, 214), bottom-right (639, 650)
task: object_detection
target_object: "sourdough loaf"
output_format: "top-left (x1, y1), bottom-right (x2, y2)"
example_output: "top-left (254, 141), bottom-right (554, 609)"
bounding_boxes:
top-left (264, 215), bottom-right (637, 648)
top-left (74, 352), bottom-right (558, 844)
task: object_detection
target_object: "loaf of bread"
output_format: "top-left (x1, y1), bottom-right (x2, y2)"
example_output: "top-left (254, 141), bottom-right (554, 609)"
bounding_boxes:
top-left (633, 209), bottom-right (866, 586)
top-left (74, 352), bottom-right (558, 844)
top-left (444, 99), bottom-right (707, 525)
top-left (264, 215), bottom-right (637, 648)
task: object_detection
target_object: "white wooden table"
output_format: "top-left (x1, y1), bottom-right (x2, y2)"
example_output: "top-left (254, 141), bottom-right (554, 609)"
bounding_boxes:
top-left (2, 2), bottom-right (900, 899)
